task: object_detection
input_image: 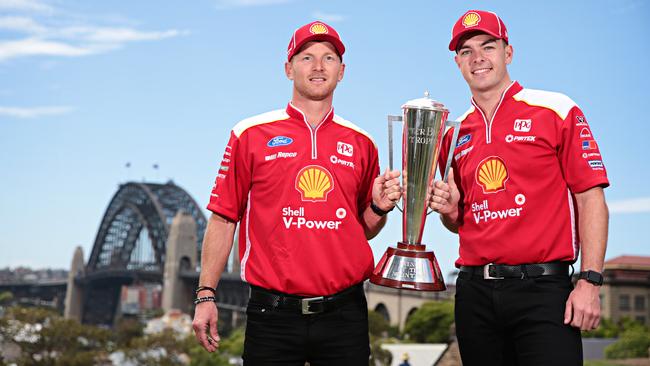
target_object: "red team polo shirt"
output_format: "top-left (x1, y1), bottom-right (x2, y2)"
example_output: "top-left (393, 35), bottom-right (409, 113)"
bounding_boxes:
top-left (439, 82), bottom-right (609, 267)
top-left (208, 103), bottom-right (379, 296)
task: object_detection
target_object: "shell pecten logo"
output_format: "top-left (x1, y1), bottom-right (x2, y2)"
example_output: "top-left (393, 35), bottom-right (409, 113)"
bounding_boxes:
top-left (309, 23), bottom-right (328, 35)
top-left (295, 165), bottom-right (334, 202)
top-left (462, 12), bottom-right (481, 28)
top-left (475, 156), bottom-right (508, 194)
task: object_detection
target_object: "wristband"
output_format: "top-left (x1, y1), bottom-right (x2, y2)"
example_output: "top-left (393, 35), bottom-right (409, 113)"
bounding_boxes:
top-left (370, 201), bottom-right (394, 216)
top-left (194, 296), bottom-right (217, 305)
top-left (195, 285), bottom-right (217, 295)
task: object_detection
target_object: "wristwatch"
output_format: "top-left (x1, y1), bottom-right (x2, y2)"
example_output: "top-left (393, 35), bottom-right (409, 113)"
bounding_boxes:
top-left (578, 270), bottom-right (604, 286)
top-left (370, 201), bottom-right (394, 216)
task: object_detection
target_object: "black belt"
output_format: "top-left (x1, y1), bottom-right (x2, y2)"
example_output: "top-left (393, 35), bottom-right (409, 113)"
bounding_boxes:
top-left (460, 262), bottom-right (570, 280)
top-left (249, 283), bottom-right (364, 315)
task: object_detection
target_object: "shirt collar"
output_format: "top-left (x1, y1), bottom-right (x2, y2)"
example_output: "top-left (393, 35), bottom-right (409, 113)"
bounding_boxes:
top-left (286, 102), bottom-right (335, 127)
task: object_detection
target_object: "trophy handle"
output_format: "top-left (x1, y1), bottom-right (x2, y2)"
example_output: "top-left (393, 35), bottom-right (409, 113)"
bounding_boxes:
top-left (427, 120), bottom-right (462, 216)
top-left (388, 115), bottom-right (404, 213)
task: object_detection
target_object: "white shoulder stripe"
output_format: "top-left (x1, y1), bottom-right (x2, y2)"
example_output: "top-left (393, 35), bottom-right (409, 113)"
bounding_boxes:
top-left (232, 109), bottom-right (290, 137)
top-left (455, 106), bottom-right (475, 122)
top-left (332, 114), bottom-right (377, 146)
top-left (513, 88), bottom-right (577, 120)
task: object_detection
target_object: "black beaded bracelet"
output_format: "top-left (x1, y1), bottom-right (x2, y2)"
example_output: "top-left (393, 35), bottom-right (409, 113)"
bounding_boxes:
top-left (195, 286), bottom-right (217, 295)
top-left (194, 296), bottom-right (216, 305)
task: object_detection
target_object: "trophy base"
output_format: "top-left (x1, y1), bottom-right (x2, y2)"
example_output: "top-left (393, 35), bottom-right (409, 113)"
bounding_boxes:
top-left (370, 242), bottom-right (446, 291)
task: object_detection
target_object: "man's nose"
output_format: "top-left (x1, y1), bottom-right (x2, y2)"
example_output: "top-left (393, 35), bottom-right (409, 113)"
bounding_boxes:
top-left (312, 58), bottom-right (324, 71)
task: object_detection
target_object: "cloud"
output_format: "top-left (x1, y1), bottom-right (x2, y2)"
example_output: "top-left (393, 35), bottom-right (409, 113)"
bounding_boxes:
top-left (215, 0), bottom-right (293, 9)
top-left (0, 5), bottom-right (188, 62)
top-left (0, 105), bottom-right (73, 118)
top-left (312, 11), bottom-right (345, 23)
top-left (0, 38), bottom-right (99, 61)
top-left (0, 0), bottom-right (53, 13)
top-left (609, 197), bottom-right (650, 214)
top-left (0, 16), bottom-right (47, 33)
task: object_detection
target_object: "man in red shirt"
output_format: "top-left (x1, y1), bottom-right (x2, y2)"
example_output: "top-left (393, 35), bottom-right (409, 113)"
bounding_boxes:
top-left (429, 10), bottom-right (609, 365)
top-left (192, 21), bottom-right (401, 365)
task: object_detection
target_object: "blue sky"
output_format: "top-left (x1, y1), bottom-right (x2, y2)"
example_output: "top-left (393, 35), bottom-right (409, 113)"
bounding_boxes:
top-left (1, 0), bottom-right (648, 278)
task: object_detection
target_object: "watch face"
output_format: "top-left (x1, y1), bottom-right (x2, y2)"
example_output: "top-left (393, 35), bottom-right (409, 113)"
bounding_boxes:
top-left (584, 270), bottom-right (603, 285)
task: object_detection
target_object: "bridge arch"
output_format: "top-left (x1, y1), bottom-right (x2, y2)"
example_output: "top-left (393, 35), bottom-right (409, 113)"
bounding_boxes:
top-left (87, 181), bottom-right (206, 273)
top-left (80, 181), bottom-right (207, 325)
top-left (374, 303), bottom-right (391, 324)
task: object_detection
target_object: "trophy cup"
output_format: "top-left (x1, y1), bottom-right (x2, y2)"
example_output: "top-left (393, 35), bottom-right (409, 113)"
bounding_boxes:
top-left (370, 93), bottom-right (461, 291)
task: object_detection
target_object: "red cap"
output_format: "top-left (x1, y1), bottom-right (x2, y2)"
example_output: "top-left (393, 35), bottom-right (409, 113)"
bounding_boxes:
top-left (287, 21), bottom-right (345, 61)
top-left (449, 10), bottom-right (508, 51)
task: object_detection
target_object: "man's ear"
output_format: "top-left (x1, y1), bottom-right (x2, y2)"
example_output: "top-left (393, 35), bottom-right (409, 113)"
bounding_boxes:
top-left (505, 44), bottom-right (513, 65)
top-left (285, 61), bottom-right (293, 80)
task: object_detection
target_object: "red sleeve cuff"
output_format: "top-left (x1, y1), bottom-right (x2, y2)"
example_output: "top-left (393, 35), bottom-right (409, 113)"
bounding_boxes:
top-left (206, 203), bottom-right (239, 222)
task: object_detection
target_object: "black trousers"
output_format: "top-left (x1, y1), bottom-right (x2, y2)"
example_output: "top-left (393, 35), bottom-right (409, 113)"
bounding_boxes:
top-left (455, 271), bottom-right (582, 366)
top-left (242, 288), bottom-right (370, 366)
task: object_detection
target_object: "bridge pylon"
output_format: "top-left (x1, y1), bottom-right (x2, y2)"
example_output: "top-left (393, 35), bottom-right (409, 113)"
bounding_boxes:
top-left (64, 246), bottom-right (85, 322)
top-left (162, 211), bottom-right (198, 314)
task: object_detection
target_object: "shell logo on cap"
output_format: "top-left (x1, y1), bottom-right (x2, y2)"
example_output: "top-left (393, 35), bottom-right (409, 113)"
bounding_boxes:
top-left (462, 12), bottom-right (481, 28)
top-left (309, 23), bottom-right (328, 35)
top-left (475, 156), bottom-right (508, 194)
top-left (295, 165), bottom-right (334, 202)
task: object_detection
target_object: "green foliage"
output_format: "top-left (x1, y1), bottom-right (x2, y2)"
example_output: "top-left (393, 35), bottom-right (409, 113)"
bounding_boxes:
top-left (0, 307), bottom-right (112, 366)
top-left (114, 317), bottom-right (144, 348)
top-left (403, 301), bottom-right (454, 343)
top-left (219, 326), bottom-right (245, 356)
top-left (188, 345), bottom-right (231, 366)
top-left (0, 291), bottom-right (13, 305)
top-left (583, 317), bottom-right (647, 338)
top-left (368, 310), bottom-right (390, 337)
top-left (369, 334), bottom-right (392, 366)
top-left (122, 329), bottom-right (194, 366)
top-left (605, 326), bottom-right (650, 359)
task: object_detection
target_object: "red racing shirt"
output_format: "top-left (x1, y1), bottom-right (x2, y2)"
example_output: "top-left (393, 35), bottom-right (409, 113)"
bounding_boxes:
top-left (439, 82), bottom-right (609, 267)
top-left (208, 103), bottom-right (379, 296)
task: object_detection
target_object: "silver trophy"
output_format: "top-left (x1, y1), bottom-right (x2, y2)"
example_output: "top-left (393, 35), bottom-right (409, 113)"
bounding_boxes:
top-left (370, 93), bottom-right (460, 291)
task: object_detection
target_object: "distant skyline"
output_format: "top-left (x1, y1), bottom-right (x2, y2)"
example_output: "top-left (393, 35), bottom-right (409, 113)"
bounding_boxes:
top-left (1, 0), bottom-right (648, 274)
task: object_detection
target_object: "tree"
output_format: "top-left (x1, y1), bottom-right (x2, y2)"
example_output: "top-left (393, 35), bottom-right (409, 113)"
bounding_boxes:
top-left (605, 326), bottom-right (650, 359)
top-left (403, 301), bottom-right (454, 343)
top-left (0, 307), bottom-right (112, 365)
top-left (368, 310), bottom-right (390, 337)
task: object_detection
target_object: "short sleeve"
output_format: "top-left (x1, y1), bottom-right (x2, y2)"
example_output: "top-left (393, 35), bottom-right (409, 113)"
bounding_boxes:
top-left (207, 130), bottom-right (252, 221)
top-left (558, 106), bottom-right (610, 193)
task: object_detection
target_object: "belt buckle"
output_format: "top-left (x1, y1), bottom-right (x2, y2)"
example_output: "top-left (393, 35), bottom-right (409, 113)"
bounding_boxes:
top-left (483, 263), bottom-right (504, 280)
top-left (301, 296), bottom-right (324, 315)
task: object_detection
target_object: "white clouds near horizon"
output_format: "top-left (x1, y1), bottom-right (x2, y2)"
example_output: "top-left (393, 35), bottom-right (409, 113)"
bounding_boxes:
top-left (311, 11), bottom-right (345, 23)
top-left (609, 197), bottom-right (650, 214)
top-left (0, 0), bottom-right (53, 13)
top-left (0, 5), bottom-right (188, 62)
top-left (0, 106), bottom-right (73, 118)
top-left (214, 0), bottom-right (293, 9)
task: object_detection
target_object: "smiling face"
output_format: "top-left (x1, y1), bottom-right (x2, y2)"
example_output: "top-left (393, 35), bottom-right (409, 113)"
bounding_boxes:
top-left (285, 41), bottom-right (345, 104)
top-left (454, 33), bottom-right (513, 96)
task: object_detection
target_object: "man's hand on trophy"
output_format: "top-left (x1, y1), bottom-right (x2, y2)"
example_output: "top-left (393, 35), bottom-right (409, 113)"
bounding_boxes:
top-left (373, 168), bottom-right (402, 211)
top-left (429, 168), bottom-right (460, 219)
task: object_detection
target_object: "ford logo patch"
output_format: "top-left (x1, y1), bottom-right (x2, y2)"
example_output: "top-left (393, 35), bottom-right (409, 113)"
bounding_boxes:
top-left (457, 134), bottom-right (471, 147)
top-left (267, 136), bottom-right (293, 147)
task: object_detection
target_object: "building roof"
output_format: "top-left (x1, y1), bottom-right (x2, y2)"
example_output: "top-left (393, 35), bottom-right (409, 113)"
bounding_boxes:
top-left (604, 255), bottom-right (650, 270)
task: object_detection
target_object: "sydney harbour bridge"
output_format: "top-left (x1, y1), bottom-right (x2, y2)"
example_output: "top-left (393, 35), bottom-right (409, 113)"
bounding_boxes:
top-left (68, 181), bottom-right (249, 327)
top-left (1, 181), bottom-right (450, 330)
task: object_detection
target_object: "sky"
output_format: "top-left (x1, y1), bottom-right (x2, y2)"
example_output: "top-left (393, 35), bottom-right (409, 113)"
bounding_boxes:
top-left (1, 0), bottom-right (649, 279)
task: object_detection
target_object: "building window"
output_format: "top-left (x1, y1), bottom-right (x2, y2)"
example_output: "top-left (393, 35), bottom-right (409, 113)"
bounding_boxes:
top-left (619, 295), bottom-right (630, 311)
top-left (634, 295), bottom-right (646, 311)
top-left (635, 316), bottom-right (646, 325)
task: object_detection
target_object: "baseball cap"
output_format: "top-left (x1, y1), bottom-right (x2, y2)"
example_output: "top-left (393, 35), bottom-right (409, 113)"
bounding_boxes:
top-left (287, 21), bottom-right (346, 61)
top-left (449, 10), bottom-right (508, 51)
